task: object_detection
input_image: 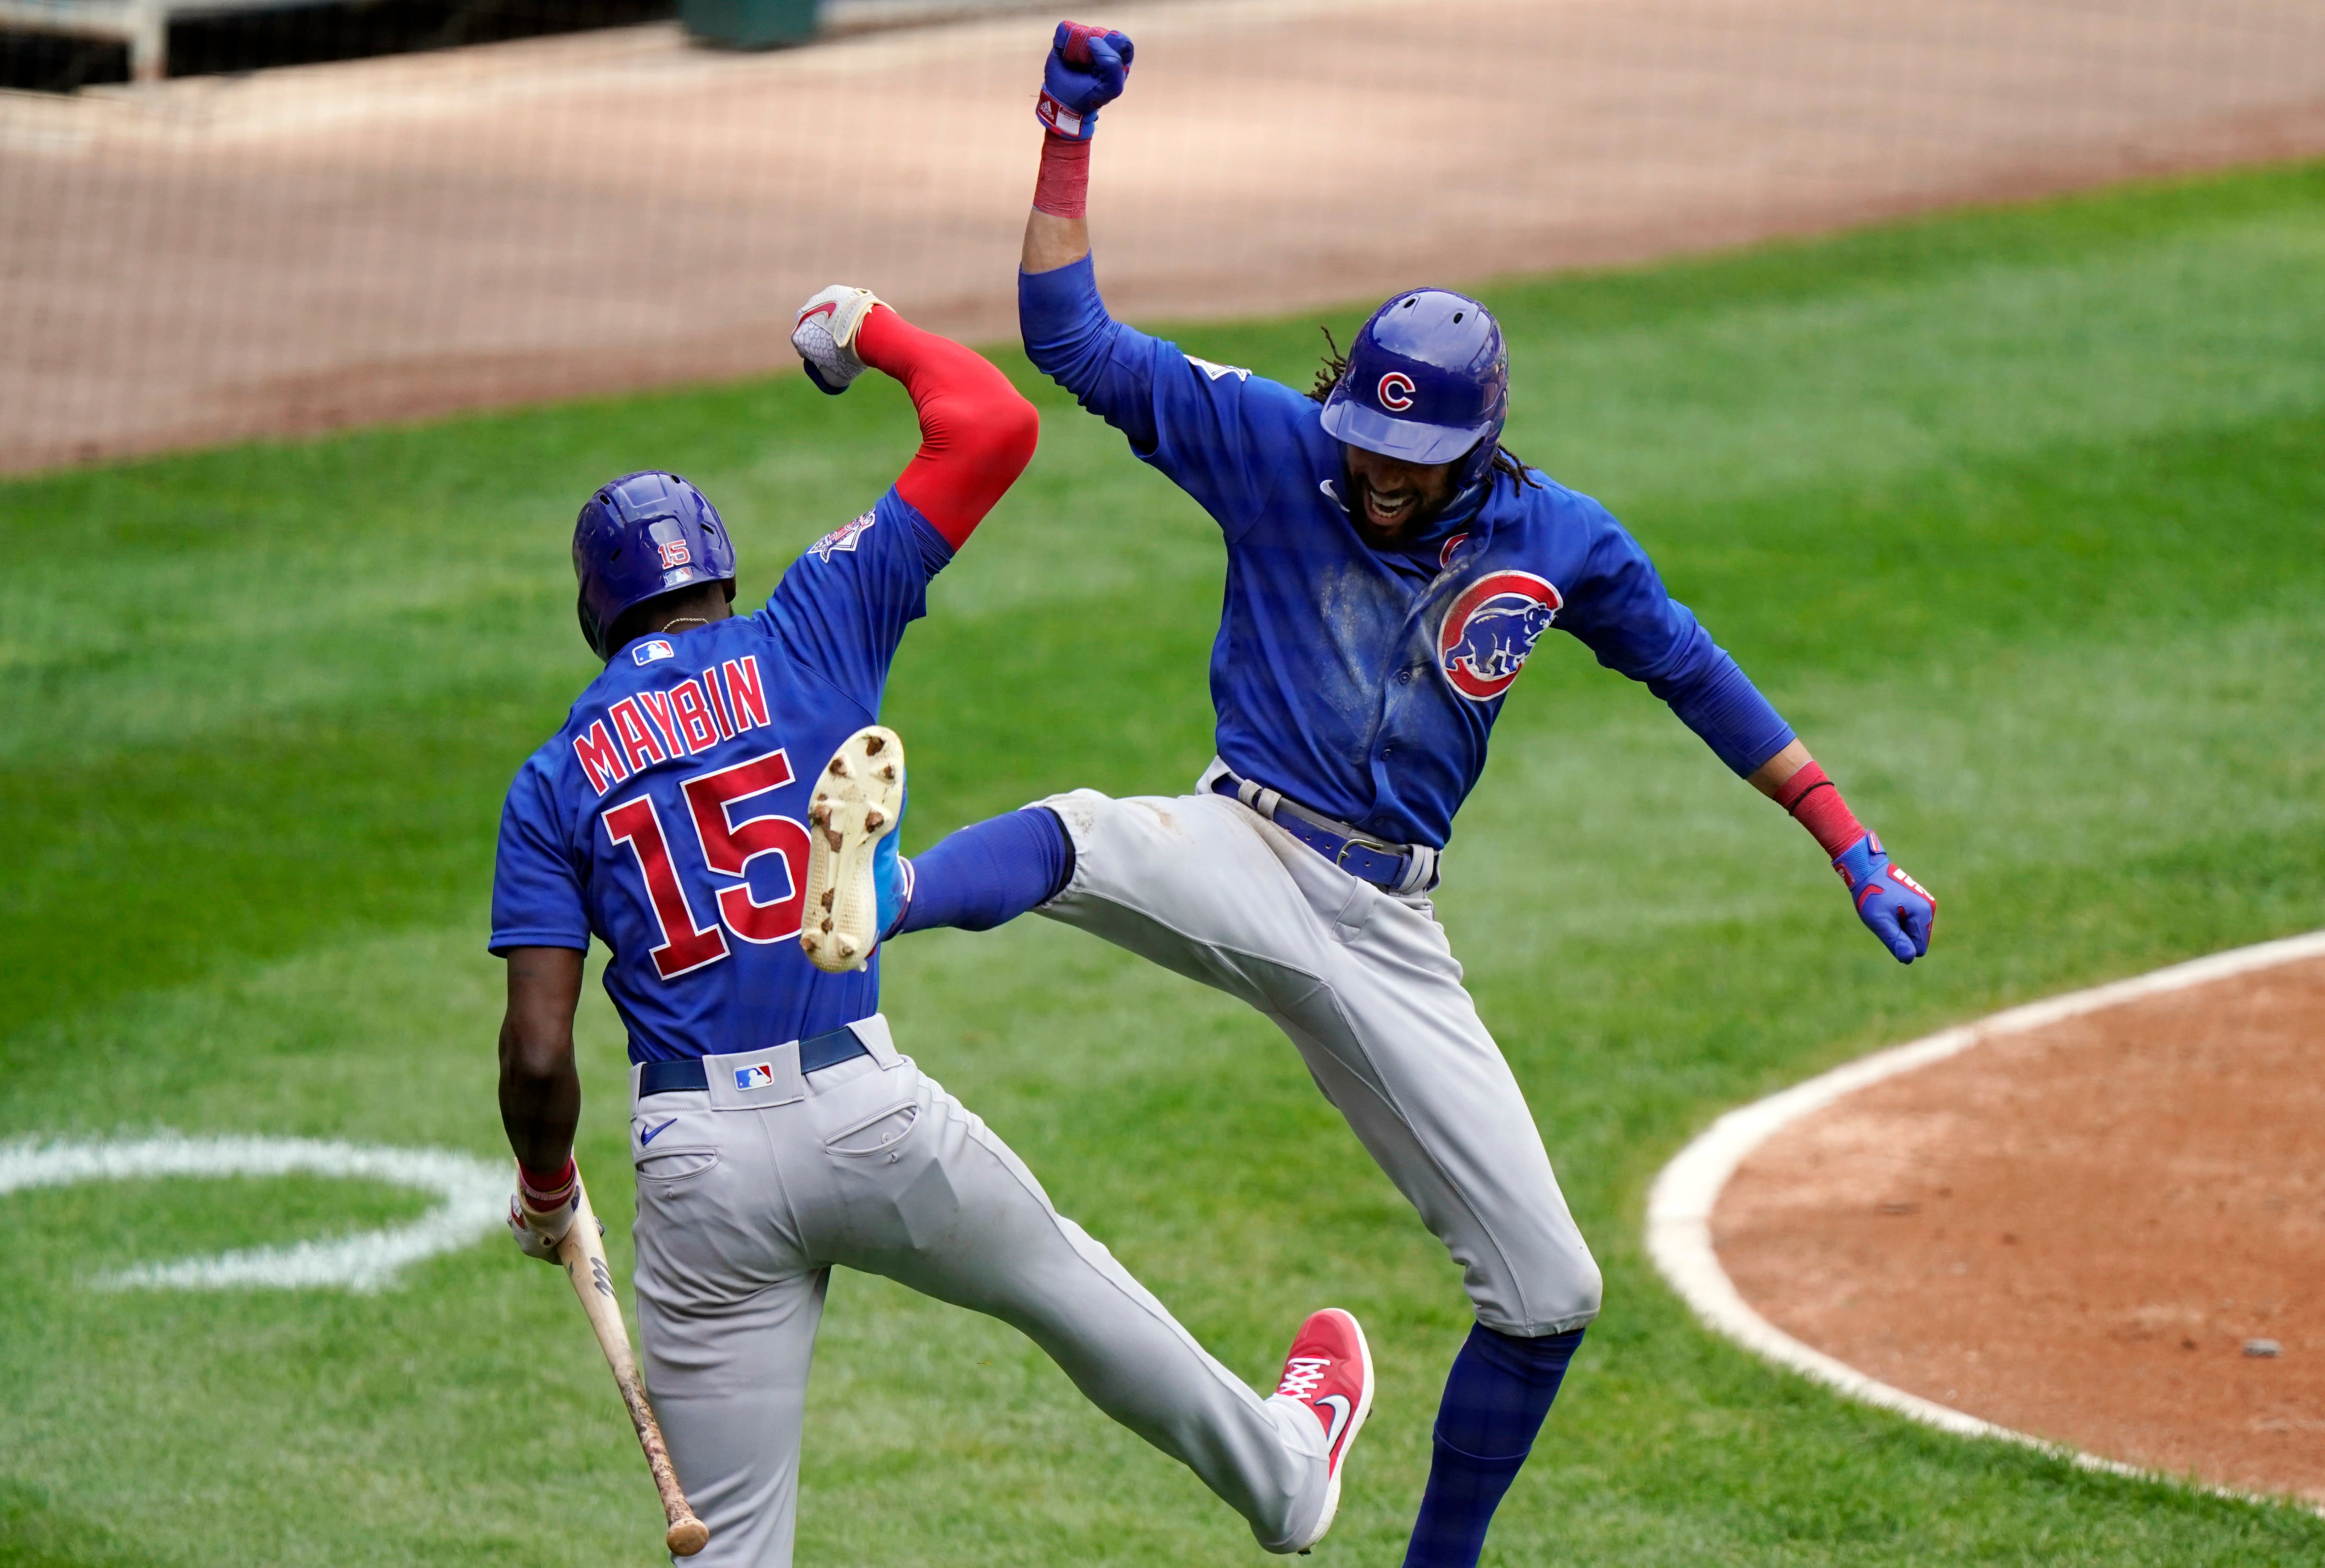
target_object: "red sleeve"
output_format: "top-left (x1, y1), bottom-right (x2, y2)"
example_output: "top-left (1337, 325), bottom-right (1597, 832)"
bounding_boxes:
top-left (854, 307), bottom-right (1040, 550)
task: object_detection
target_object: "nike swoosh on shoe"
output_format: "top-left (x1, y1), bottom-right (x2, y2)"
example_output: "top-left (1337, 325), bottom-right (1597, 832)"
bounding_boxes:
top-left (1316, 1393), bottom-right (1353, 1456)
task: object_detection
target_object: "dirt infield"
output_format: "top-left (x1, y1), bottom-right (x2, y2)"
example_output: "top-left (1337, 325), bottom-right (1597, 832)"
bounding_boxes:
top-left (1714, 955), bottom-right (2325, 1505)
top-left (4, 0), bottom-right (2324, 472)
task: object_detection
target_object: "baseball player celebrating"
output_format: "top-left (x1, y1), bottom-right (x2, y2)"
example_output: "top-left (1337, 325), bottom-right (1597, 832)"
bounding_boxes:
top-left (491, 289), bottom-right (1374, 1565)
top-left (815, 23), bottom-right (1938, 1568)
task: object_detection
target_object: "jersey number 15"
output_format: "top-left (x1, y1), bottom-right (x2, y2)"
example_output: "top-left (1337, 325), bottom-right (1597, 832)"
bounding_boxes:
top-left (602, 748), bottom-right (812, 980)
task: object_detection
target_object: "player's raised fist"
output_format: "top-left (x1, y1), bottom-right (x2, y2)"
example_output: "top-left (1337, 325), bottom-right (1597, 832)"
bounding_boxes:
top-left (793, 284), bottom-right (886, 396)
top-left (1036, 20), bottom-right (1133, 140)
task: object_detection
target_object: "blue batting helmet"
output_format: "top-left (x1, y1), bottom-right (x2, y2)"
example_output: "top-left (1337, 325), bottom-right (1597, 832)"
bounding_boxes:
top-left (1319, 289), bottom-right (1509, 512)
top-left (571, 471), bottom-right (737, 660)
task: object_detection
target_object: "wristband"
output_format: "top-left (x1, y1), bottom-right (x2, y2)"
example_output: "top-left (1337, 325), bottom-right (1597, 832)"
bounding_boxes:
top-left (1773, 761), bottom-right (1867, 859)
top-left (1032, 134), bottom-right (1091, 219)
top-left (517, 1154), bottom-right (576, 1209)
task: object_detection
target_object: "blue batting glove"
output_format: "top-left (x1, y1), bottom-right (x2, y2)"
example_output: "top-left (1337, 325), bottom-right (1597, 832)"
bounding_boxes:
top-left (1832, 831), bottom-right (1936, 964)
top-left (1036, 20), bottom-right (1133, 140)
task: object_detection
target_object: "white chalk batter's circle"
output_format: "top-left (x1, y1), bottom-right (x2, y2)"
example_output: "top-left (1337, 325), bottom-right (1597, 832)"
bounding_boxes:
top-left (0, 1134), bottom-right (507, 1293)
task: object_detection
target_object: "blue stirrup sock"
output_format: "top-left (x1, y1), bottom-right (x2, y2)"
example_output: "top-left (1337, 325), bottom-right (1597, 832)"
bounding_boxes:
top-left (1401, 1324), bottom-right (1585, 1568)
top-left (890, 807), bottom-right (1075, 937)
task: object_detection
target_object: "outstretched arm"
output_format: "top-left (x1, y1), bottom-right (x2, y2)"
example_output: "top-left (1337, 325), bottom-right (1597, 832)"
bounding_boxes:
top-left (860, 308), bottom-right (1038, 550)
top-left (791, 291), bottom-right (1038, 551)
top-left (1565, 527), bottom-right (1935, 964)
top-left (1660, 645), bottom-right (1936, 964)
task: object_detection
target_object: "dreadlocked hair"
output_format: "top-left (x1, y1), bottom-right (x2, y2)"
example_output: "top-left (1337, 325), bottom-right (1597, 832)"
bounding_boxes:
top-left (1309, 325), bottom-right (1543, 491)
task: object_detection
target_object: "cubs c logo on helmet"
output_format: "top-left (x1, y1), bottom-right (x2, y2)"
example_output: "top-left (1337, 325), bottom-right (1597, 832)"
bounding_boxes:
top-left (1376, 371), bottom-right (1416, 411)
top-left (1438, 571), bottom-right (1562, 701)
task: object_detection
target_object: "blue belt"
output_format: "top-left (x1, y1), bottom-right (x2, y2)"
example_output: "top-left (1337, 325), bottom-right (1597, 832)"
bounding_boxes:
top-left (636, 1027), bottom-right (868, 1096)
top-left (1209, 769), bottom-right (1438, 894)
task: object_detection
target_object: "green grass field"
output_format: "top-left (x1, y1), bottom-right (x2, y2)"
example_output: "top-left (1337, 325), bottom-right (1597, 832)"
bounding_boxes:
top-left (5, 162), bottom-right (2324, 1566)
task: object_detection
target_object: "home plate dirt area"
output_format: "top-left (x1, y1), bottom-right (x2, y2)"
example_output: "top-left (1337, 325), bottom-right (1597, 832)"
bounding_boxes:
top-left (1712, 954), bottom-right (2325, 1505)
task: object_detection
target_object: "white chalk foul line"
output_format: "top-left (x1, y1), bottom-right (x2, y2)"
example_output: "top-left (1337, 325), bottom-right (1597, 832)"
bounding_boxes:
top-left (0, 1133), bottom-right (508, 1293)
top-left (1645, 928), bottom-right (2325, 1508)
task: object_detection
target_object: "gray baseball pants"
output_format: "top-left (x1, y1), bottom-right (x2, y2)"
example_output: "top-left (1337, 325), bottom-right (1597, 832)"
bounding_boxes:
top-left (628, 1018), bottom-right (1328, 1568)
top-left (1035, 766), bottom-right (1602, 1339)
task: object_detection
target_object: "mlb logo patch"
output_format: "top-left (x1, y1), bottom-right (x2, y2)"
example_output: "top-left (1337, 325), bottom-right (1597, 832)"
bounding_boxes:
top-left (632, 639), bottom-right (675, 666)
top-left (734, 1062), bottom-right (775, 1091)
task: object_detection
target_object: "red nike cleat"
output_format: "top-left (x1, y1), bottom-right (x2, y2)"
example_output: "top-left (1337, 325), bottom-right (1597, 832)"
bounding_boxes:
top-left (1269, 1307), bottom-right (1374, 1552)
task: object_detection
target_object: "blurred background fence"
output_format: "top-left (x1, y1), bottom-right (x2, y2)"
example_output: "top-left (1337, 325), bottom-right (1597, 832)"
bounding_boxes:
top-left (3, 0), bottom-right (2323, 473)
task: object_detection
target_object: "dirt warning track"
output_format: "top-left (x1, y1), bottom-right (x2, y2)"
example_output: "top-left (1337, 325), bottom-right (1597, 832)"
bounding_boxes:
top-left (1653, 934), bottom-right (2325, 1509)
top-left (5, 0), bottom-right (2325, 472)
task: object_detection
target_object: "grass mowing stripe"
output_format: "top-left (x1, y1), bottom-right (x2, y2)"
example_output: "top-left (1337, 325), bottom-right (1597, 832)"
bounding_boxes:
top-left (7, 166), bottom-right (2323, 753)
top-left (10, 399), bottom-right (2313, 1045)
top-left (1, 163), bottom-right (2321, 1564)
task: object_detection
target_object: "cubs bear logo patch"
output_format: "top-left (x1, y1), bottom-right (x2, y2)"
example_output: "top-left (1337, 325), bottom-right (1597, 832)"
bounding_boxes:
top-left (1438, 570), bottom-right (1562, 702)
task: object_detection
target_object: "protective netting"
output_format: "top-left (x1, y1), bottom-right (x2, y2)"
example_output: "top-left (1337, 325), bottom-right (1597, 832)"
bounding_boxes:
top-left (3, 0), bottom-right (2322, 472)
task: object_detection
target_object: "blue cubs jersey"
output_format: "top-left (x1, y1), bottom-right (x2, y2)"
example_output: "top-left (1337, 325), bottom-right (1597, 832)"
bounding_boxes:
top-left (490, 490), bottom-right (950, 1064)
top-left (1023, 258), bottom-right (1795, 851)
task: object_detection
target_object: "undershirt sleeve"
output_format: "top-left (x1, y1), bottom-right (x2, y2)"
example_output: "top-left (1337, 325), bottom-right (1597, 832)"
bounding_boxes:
top-left (1021, 255), bottom-right (1161, 452)
top-left (1021, 254), bottom-right (1302, 541)
top-left (1562, 516), bottom-right (1796, 777)
top-left (1649, 627), bottom-right (1797, 777)
top-left (854, 307), bottom-right (1039, 550)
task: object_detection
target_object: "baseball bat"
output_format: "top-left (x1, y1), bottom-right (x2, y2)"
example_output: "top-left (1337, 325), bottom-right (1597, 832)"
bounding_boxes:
top-left (555, 1167), bottom-right (711, 1558)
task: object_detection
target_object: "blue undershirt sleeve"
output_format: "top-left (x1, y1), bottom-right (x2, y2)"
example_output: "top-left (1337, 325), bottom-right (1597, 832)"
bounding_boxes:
top-left (1561, 511), bottom-right (1795, 778)
top-left (1020, 256), bottom-right (1160, 454)
top-left (1646, 625), bottom-right (1797, 778)
top-left (1022, 254), bottom-right (1302, 541)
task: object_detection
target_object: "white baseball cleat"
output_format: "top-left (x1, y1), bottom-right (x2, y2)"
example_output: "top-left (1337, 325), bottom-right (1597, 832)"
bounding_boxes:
top-left (793, 284), bottom-right (886, 395)
top-left (800, 725), bottom-right (905, 973)
top-left (1267, 1307), bottom-right (1375, 1554)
